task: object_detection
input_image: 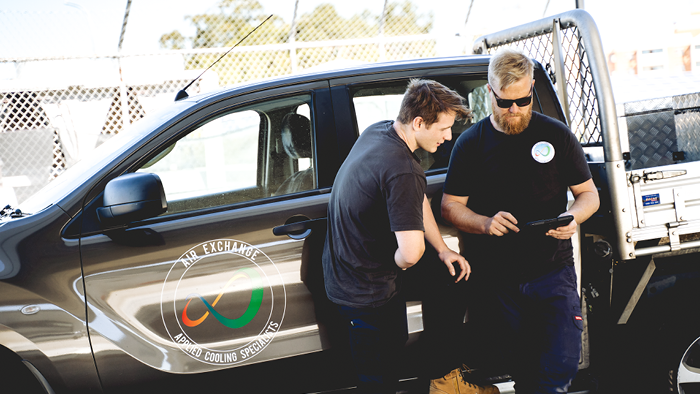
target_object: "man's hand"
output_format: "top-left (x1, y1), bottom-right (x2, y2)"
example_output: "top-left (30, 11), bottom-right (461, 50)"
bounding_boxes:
top-left (546, 216), bottom-right (578, 240)
top-left (484, 211), bottom-right (519, 236)
top-left (438, 249), bottom-right (470, 282)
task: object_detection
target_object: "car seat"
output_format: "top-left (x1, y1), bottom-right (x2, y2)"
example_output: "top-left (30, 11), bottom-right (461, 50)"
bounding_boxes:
top-left (275, 113), bottom-right (314, 195)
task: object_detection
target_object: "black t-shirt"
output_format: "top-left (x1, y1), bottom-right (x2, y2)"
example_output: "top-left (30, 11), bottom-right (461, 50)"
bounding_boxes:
top-left (443, 112), bottom-right (591, 283)
top-left (323, 120), bottom-right (426, 307)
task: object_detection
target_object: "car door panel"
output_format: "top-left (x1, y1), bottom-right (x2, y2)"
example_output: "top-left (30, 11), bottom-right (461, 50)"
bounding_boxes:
top-left (82, 195), bottom-right (328, 374)
top-left (79, 84), bottom-right (335, 388)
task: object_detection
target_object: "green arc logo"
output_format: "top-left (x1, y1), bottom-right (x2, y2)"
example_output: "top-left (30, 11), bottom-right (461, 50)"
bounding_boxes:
top-left (182, 267), bottom-right (263, 329)
top-left (161, 239), bottom-right (286, 367)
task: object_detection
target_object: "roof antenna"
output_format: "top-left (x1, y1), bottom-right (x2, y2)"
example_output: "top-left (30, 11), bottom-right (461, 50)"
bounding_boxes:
top-left (175, 14), bottom-right (274, 101)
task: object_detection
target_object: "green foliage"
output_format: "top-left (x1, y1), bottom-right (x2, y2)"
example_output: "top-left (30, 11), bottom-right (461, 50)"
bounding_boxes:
top-left (159, 0), bottom-right (435, 85)
top-left (159, 30), bottom-right (186, 50)
top-left (383, 1), bottom-right (433, 36)
top-left (187, 0), bottom-right (287, 48)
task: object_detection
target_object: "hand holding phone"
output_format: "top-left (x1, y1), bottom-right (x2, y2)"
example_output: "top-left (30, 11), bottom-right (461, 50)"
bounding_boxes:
top-left (524, 215), bottom-right (574, 232)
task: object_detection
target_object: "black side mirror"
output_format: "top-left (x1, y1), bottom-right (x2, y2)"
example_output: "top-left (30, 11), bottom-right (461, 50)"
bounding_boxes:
top-left (97, 173), bottom-right (167, 228)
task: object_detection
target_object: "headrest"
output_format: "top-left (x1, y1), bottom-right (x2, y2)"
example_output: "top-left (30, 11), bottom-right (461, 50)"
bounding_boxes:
top-left (281, 113), bottom-right (312, 159)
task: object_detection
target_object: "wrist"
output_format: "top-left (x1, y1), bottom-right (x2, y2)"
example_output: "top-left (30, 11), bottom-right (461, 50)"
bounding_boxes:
top-left (433, 243), bottom-right (450, 255)
top-left (481, 217), bottom-right (491, 236)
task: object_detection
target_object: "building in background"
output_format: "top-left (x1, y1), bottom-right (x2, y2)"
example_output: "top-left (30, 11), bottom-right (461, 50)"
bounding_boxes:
top-left (607, 9), bottom-right (699, 75)
top-left (606, 9), bottom-right (700, 102)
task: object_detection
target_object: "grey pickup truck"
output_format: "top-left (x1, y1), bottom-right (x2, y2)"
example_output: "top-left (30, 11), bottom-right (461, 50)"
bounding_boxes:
top-left (2, 9), bottom-right (699, 394)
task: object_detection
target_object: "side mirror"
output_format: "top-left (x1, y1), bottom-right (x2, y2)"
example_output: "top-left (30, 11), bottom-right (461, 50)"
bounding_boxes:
top-left (97, 173), bottom-right (167, 228)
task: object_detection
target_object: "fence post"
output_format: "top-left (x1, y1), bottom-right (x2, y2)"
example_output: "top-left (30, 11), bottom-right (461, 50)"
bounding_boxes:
top-left (119, 0), bottom-right (133, 133)
top-left (289, 0), bottom-right (300, 73)
top-left (378, 0), bottom-right (388, 61)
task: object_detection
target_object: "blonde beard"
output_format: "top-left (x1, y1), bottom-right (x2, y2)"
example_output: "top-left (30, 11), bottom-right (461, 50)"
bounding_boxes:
top-left (494, 108), bottom-right (532, 135)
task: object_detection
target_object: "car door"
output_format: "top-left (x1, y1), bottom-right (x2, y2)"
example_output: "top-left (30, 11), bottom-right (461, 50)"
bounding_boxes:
top-left (77, 82), bottom-right (336, 391)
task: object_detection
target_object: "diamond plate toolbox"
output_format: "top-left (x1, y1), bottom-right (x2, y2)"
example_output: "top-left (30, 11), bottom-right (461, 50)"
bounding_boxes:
top-left (621, 92), bottom-right (700, 170)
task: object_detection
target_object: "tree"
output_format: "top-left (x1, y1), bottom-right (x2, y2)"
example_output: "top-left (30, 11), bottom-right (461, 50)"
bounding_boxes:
top-left (159, 30), bottom-right (185, 50)
top-left (159, 0), bottom-right (435, 84)
top-left (187, 0), bottom-right (288, 48)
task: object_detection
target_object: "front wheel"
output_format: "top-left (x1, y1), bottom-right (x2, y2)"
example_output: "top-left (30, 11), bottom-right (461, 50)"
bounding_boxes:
top-left (0, 355), bottom-right (47, 394)
top-left (670, 335), bottom-right (700, 394)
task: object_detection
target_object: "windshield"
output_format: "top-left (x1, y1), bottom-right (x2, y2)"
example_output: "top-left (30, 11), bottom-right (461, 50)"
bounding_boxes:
top-left (17, 101), bottom-right (193, 214)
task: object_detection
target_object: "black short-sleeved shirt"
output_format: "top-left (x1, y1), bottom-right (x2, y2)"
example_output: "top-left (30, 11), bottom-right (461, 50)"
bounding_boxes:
top-left (443, 111), bottom-right (592, 283)
top-left (323, 120), bottom-right (426, 308)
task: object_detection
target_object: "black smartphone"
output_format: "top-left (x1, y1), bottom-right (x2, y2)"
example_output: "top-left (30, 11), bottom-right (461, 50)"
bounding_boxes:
top-left (524, 215), bottom-right (574, 231)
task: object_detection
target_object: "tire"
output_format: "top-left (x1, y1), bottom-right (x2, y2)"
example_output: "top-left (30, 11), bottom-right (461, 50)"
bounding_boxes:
top-left (666, 334), bottom-right (700, 394)
top-left (0, 348), bottom-right (46, 394)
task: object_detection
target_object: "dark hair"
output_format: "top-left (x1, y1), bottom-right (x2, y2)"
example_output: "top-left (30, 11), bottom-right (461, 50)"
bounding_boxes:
top-left (396, 79), bottom-right (471, 126)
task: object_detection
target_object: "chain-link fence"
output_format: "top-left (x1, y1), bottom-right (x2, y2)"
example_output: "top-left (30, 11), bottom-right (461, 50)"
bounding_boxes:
top-left (475, 23), bottom-right (603, 147)
top-left (0, 1), bottom-right (439, 204)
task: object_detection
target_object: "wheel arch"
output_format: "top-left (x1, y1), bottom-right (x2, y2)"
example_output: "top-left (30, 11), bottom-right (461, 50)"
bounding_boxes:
top-left (0, 325), bottom-right (62, 393)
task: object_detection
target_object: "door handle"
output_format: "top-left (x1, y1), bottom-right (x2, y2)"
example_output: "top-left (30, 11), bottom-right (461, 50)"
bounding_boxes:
top-left (273, 218), bottom-right (327, 239)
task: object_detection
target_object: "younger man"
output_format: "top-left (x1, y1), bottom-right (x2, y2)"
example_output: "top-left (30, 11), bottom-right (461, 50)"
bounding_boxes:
top-left (323, 79), bottom-right (471, 394)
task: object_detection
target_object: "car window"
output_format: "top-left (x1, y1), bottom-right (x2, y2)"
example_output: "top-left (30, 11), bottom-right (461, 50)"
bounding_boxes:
top-left (138, 95), bottom-right (316, 214)
top-left (350, 78), bottom-right (490, 172)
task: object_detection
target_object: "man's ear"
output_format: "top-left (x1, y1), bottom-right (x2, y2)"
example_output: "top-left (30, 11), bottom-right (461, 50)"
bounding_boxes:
top-left (412, 116), bottom-right (424, 130)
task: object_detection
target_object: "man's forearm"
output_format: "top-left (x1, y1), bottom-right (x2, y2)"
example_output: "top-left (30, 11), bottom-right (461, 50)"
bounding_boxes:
top-left (422, 196), bottom-right (449, 253)
top-left (441, 200), bottom-right (488, 235)
top-left (565, 190), bottom-right (600, 225)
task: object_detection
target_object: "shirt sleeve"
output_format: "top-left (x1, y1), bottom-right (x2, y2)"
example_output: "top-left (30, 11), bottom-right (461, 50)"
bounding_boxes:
top-left (443, 128), bottom-right (477, 197)
top-left (560, 126), bottom-right (592, 186)
top-left (385, 173), bottom-right (426, 232)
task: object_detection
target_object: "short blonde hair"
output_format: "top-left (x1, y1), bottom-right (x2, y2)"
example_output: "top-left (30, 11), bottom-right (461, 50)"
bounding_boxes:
top-left (488, 47), bottom-right (534, 91)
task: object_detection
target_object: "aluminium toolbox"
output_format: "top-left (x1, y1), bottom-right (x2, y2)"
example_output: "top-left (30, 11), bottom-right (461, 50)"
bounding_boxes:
top-left (619, 92), bottom-right (700, 247)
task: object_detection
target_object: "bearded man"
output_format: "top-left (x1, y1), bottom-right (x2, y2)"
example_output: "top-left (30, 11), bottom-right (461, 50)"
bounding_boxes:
top-left (440, 47), bottom-right (599, 394)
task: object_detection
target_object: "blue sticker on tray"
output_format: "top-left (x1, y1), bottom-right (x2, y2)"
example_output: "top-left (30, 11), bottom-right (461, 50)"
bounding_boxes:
top-left (642, 194), bottom-right (660, 206)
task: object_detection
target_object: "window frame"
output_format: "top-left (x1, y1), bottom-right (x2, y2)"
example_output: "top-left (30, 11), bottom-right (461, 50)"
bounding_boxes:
top-left (71, 84), bottom-right (331, 238)
top-left (135, 94), bottom-right (318, 216)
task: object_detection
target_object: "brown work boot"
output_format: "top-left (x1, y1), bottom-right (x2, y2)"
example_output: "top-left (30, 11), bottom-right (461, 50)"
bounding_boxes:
top-left (429, 365), bottom-right (500, 394)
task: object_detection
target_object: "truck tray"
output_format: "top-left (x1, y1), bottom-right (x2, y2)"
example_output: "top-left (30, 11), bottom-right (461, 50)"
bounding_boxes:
top-left (620, 92), bottom-right (700, 249)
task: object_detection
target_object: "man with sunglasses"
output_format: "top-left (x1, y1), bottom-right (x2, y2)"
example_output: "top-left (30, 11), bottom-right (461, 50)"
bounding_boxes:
top-left (439, 47), bottom-right (599, 394)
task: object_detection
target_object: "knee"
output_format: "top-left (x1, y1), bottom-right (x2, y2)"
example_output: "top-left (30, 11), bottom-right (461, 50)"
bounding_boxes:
top-left (538, 355), bottom-right (579, 392)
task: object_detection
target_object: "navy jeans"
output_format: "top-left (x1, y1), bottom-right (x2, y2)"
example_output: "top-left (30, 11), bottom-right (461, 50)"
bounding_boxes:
top-left (336, 295), bottom-right (409, 394)
top-left (473, 265), bottom-right (583, 394)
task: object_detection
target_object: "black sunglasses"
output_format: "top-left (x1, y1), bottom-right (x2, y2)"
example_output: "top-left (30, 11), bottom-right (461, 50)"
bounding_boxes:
top-left (491, 85), bottom-right (533, 109)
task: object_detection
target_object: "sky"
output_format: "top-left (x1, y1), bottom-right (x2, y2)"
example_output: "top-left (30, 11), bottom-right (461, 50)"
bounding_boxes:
top-left (0, 0), bottom-right (698, 102)
top-left (0, 0), bottom-right (697, 57)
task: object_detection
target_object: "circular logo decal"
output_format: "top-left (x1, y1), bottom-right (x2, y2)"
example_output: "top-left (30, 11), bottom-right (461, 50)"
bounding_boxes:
top-left (161, 239), bottom-right (286, 366)
top-left (531, 141), bottom-right (555, 163)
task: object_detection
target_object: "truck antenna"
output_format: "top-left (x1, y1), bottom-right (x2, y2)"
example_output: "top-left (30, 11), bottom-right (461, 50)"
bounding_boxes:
top-left (175, 14), bottom-right (274, 101)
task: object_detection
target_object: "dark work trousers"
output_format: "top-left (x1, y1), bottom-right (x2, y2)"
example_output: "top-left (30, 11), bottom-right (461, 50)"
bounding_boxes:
top-left (336, 294), bottom-right (409, 394)
top-left (403, 247), bottom-right (471, 381)
top-left (471, 265), bottom-right (583, 394)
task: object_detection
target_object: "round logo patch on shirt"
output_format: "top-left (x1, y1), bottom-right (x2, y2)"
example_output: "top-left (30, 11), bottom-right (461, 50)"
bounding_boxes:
top-left (531, 141), bottom-right (555, 163)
